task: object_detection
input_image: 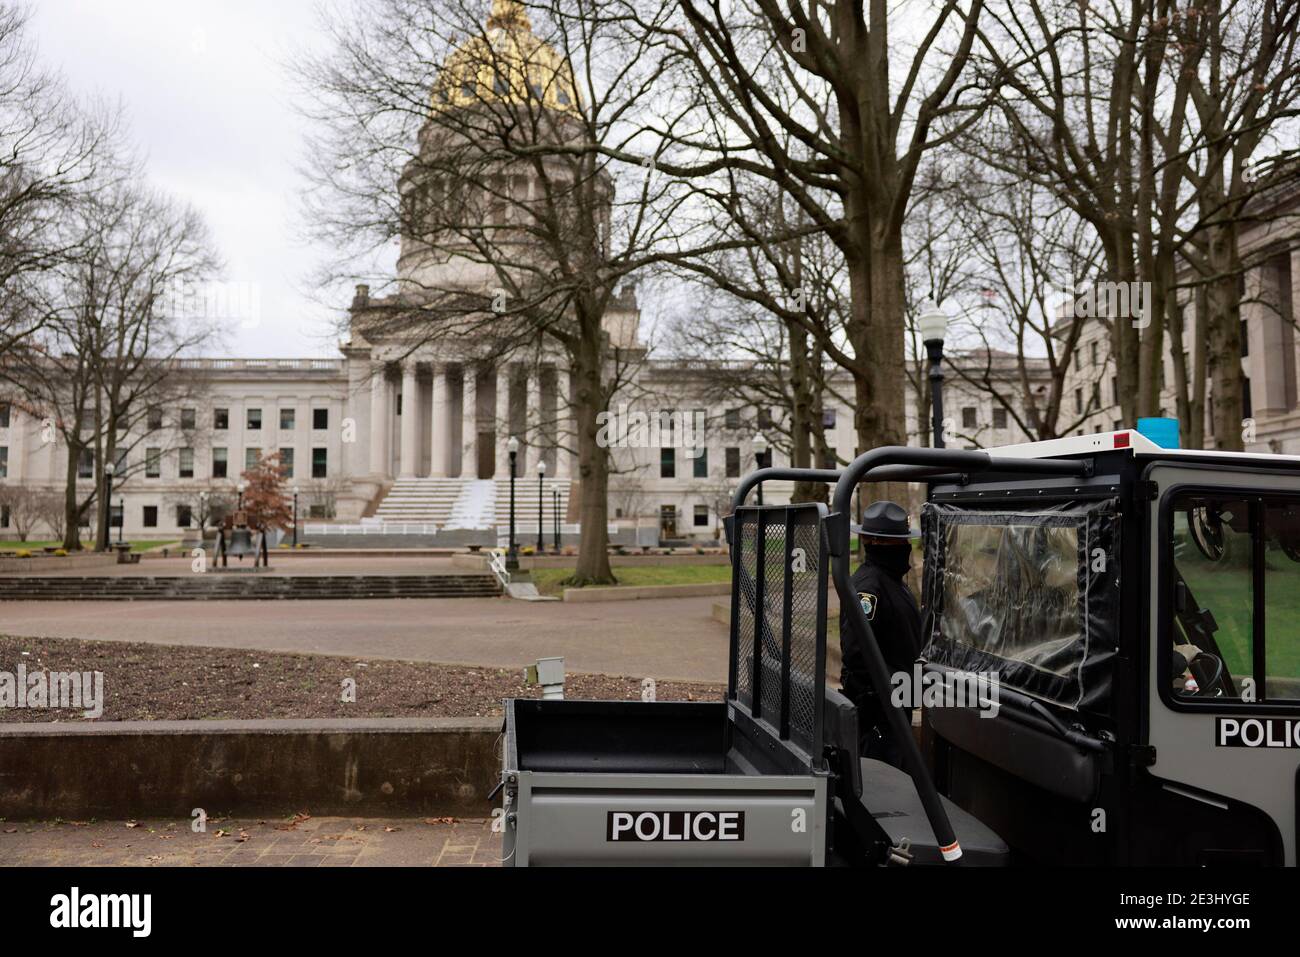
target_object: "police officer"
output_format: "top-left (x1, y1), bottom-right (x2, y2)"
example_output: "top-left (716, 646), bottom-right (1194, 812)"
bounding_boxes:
top-left (838, 500), bottom-right (922, 768)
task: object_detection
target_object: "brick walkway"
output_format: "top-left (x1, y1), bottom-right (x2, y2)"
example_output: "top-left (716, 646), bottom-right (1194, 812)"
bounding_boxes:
top-left (0, 816), bottom-right (503, 867)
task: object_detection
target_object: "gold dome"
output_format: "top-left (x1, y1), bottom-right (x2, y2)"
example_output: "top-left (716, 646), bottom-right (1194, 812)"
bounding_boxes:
top-left (432, 0), bottom-right (580, 116)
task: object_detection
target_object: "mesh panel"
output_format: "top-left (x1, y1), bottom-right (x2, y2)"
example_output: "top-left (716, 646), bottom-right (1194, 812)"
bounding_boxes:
top-left (787, 521), bottom-right (823, 753)
top-left (735, 511), bottom-right (758, 709)
top-left (729, 504), bottom-right (827, 766)
top-left (759, 517), bottom-right (787, 724)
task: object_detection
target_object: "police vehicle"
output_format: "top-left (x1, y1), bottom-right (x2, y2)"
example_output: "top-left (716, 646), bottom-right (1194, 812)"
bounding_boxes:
top-left (497, 429), bottom-right (1300, 865)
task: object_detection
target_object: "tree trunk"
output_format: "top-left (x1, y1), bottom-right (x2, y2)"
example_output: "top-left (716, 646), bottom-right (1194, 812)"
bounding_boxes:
top-left (61, 441), bottom-right (82, 551)
top-left (567, 331), bottom-right (615, 586)
top-left (868, 233), bottom-right (911, 510)
top-left (788, 323), bottom-right (823, 503)
top-left (1204, 220), bottom-right (1245, 451)
top-left (1101, 224), bottom-right (1142, 426)
top-left (1189, 286), bottom-right (1209, 449)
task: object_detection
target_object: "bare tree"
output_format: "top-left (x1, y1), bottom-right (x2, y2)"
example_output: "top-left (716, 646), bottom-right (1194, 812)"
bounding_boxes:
top-left (31, 485), bottom-right (64, 541)
top-left (971, 0), bottom-right (1300, 443)
top-left (910, 158), bottom-right (1107, 440)
top-left (0, 482), bottom-right (38, 539)
top-left (0, 2), bottom-right (120, 361)
top-left (1175, 0), bottom-right (1300, 449)
top-left (299, 0), bottom-right (714, 584)
top-left (12, 181), bottom-right (220, 550)
top-left (635, 0), bottom-right (988, 468)
top-left (666, 172), bottom-right (847, 502)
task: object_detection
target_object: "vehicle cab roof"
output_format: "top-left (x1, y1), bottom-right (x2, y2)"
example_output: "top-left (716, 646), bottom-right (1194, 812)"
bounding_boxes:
top-left (984, 430), bottom-right (1300, 471)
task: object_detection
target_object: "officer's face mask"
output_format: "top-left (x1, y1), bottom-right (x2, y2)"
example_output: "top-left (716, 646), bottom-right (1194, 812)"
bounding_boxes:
top-left (864, 541), bottom-right (912, 578)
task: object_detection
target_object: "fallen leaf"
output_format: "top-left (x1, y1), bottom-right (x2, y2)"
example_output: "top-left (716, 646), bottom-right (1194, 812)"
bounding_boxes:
top-left (125, 822), bottom-right (140, 829)
top-left (423, 817), bottom-right (456, 826)
top-left (384, 826), bottom-right (401, 833)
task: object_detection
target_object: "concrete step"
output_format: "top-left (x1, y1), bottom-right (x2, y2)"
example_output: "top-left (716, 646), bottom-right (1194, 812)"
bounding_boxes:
top-left (0, 574), bottom-right (501, 601)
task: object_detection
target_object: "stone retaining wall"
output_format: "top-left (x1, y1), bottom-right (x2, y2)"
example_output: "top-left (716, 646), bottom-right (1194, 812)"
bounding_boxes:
top-left (0, 717), bottom-right (502, 819)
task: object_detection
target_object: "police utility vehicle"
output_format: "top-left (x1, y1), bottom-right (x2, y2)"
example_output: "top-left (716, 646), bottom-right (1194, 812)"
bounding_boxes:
top-left (497, 431), bottom-right (1300, 865)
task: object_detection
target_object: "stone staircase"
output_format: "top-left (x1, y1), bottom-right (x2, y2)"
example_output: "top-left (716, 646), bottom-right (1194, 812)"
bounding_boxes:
top-left (372, 477), bottom-right (468, 526)
top-left (445, 479), bottom-right (496, 530)
top-left (370, 477), bottom-right (573, 531)
top-left (0, 574), bottom-right (501, 601)
top-left (493, 478), bottom-right (572, 533)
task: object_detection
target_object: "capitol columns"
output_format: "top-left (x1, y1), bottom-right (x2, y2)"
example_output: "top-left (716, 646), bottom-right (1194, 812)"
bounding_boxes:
top-left (461, 365), bottom-right (478, 478)
top-left (399, 361), bottom-right (420, 478)
top-left (430, 363), bottom-right (450, 478)
top-left (527, 366), bottom-right (543, 471)
top-left (556, 365), bottom-right (572, 479)
top-left (495, 365), bottom-right (511, 478)
top-left (369, 363), bottom-right (390, 477)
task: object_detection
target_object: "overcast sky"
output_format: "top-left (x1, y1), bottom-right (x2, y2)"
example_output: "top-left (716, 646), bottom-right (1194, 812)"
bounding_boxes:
top-left (32, 0), bottom-right (364, 358)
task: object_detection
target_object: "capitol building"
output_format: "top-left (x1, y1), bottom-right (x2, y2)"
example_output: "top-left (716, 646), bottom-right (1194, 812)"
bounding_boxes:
top-left (0, 1), bottom-right (1075, 545)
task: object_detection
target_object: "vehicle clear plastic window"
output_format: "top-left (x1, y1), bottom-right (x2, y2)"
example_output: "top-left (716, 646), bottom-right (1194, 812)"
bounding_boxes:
top-left (921, 500), bottom-right (1120, 712)
top-left (939, 522), bottom-right (1081, 675)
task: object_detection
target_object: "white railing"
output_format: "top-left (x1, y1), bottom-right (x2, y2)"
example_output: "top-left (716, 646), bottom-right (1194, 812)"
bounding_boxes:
top-left (303, 522), bottom-right (440, 535)
top-left (168, 357), bottom-right (345, 372)
top-left (488, 548), bottom-right (511, 588)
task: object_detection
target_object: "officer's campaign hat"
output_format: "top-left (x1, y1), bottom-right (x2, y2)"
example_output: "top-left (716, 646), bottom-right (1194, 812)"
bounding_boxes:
top-left (850, 500), bottom-right (919, 540)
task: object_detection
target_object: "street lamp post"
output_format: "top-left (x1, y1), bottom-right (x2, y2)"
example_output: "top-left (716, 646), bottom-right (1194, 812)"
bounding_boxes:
top-left (537, 460), bottom-right (547, 553)
top-left (752, 433), bottom-right (769, 506)
top-left (237, 480), bottom-right (247, 511)
top-left (291, 485), bottom-right (300, 547)
top-left (918, 300), bottom-right (950, 449)
top-left (507, 436), bottom-right (519, 571)
top-left (102, 462), bottom-right (114, 551)
top-left (552, 488), bottom-right (560, 553)
top-left (117, 497), bottom-right (124, 544)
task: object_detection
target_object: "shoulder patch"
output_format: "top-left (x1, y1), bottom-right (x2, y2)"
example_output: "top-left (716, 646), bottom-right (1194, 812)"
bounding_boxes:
top-left (858, 592), bottom-right (878, 621)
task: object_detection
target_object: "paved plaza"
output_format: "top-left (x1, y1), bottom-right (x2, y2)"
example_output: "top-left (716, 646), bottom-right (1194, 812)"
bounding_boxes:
top-left (0, 816), bottom-right (502, 867)
top-left (0, 593), bottom-right (729, 683)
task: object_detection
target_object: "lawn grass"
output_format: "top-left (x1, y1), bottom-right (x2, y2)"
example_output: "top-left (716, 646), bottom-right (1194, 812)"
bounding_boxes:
top-left (530, 563), bottom-right (732, 597)
top-left (0, 539), bottom-right (180, 554)
top-left (1178, 552), bottom-right (1300, 685)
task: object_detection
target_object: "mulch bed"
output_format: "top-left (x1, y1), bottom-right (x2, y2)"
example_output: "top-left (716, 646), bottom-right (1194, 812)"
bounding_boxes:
top-left (0, 635), bottom-right (723, 722)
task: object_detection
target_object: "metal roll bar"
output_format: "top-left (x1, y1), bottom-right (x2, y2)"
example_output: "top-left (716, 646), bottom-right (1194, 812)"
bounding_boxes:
top-left (730, 446), bottom-right (1093, 865)
top-left (732, 465), bottom-right (964, 512)
top-left (732, 453), bottom-right (1089, 511)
